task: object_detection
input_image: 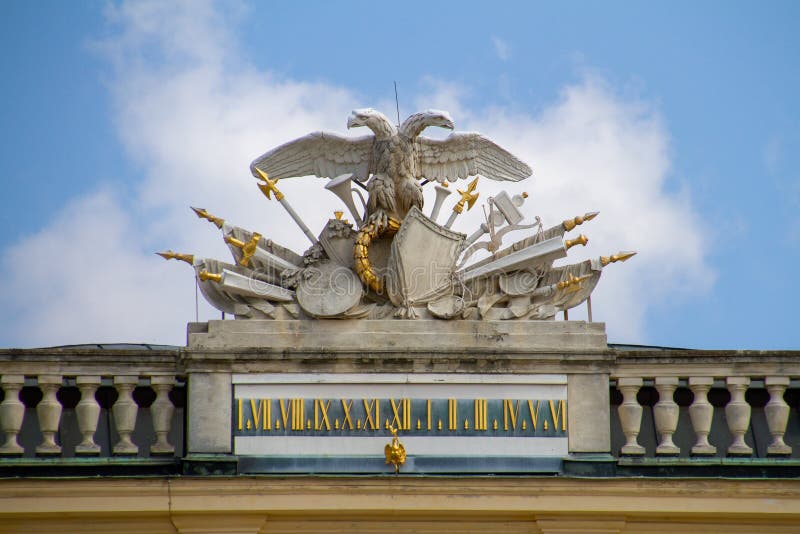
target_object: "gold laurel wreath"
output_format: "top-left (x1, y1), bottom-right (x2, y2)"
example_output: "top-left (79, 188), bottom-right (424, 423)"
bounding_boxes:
top-left (353, 218), bottom-right (401, 293)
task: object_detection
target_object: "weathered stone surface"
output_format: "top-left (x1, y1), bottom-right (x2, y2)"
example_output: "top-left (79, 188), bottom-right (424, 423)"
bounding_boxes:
top-left (567, 373), bottom-right (610, 453)
top-left (187, 372), bottom-right (232, 454)
top-left (187, 319), bottom-right (608, 354)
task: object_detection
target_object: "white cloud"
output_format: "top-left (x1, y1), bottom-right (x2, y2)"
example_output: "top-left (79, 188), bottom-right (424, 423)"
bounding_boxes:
top-left (416, 77), bottom-right (714, 341)
top-left (0, 189), bottom-right (196, 345)
top-left (0, 0), bottom-right (362, 347)
top-left (0, 1), bottom-right (712, 346)
top-left (492, 37), bottom-right (511, 62)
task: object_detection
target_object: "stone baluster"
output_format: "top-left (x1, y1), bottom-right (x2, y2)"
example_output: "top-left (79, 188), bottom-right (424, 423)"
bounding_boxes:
top-left (150, 376), bottom-right (175, 455)
top-left (725, 376), bottom-right (753, 456)
top-left (0, 375), bottom-right (25, 455)
top-left (35, 375), bottom-right (63, 456)
top-left (765, 376), bottom-right (792, 456)
top-left (617, 377), bottom-right (645, 456)
top-left (112, 376), bottom-right (139, 455)
top-left (74, 376), bottom-right (102, 456)
top-left (688, 377), bottom-right (716, 456)
top-left (653, 377), bottom-right (680, 456)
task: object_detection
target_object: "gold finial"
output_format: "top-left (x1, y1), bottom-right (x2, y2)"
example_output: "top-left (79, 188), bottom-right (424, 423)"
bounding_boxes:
top-left (565, 234), bottom-right (589, 250)
top-left (522, 191), bottom-right (529, 198)
top-left (562, 211), bottom-right (599, 232)
top-left (600, 251), bottom-right (637, 266)
top-left (384, 425), bottom-right (406, 474)
top-left (198, 270), bottom-right (222, 283)
top-left (253, 168), bottom-right (285, 201)
top-left (334, 210), bottom-right (344, 220)
top-left (442, 181), bottom-right (449, 187)
top-left (156, 250), bottom-right (194, 265)
top-left (453, 177), bottom-right (480, 214)
top-left (224, 232), bottom-right (262, 267)
top-left (191, 207), bottom-right (225, 229)
top-left (557, 273), bottom-right (592, 293)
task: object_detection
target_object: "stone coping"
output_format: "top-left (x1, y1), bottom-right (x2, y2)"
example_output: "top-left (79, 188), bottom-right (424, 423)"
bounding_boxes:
top-left (187, 319), bottom-right (609, 353)
top-left (0, 318), bottom-right (798, 376)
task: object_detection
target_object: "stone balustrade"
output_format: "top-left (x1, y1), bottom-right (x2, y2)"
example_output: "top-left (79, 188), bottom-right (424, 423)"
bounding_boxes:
top-left (0, 346), bottom-right (183, 459)
top-left (610, 349), bottom-right (800, 459)
top-left (2, 337), bottom-right (800, 468)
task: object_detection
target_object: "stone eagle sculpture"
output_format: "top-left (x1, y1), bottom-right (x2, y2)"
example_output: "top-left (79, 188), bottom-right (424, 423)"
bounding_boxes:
top-left (159, 105), bottom-right (635, 324)
top-left (250, 108), bottom-right (533, 231)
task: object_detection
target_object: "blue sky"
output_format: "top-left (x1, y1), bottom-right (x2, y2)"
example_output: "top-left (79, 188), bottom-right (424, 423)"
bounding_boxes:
top-left (0, 1), bottom-right (798, 349)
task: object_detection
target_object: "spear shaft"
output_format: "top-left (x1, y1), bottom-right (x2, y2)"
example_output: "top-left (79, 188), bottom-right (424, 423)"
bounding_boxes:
top-left (254, 168), bottom-right (319, 245)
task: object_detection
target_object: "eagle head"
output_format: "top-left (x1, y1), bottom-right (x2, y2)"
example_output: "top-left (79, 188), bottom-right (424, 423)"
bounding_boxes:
top-left (419, 109), bottom-right (455, 130)
top-left (347, 108), bottom-right (396, 139)
top-left (399, 109), bottom-right (455, 139)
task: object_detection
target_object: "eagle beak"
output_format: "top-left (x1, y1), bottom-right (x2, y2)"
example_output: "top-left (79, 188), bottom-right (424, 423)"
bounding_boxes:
top-left (347, 113), bottom-right (360, 129)
top-left (443, 120), bottom-right (455, 130)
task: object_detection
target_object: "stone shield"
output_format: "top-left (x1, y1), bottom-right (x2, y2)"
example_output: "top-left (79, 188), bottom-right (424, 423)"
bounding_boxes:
top-left (296, 259), bottom-right (363, 318)
top-left (385, 207), bottom-right (465, 307)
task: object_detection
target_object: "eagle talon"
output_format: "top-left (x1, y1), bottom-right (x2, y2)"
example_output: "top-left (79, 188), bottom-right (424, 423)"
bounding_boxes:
top-left (365, 210), bottom-right (389, 235)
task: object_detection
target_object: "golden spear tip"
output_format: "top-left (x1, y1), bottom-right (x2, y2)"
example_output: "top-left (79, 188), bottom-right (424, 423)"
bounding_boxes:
top-left (563, 211), bottom-right (599, 232)
top-left (600, 251), bottom-right (637, 266)
top-left (565, 234), bottom-right (589, 250)
top-left (190, 206), bottom-right (224, 229)
top-left (156, 250), bottom-right (194, 265)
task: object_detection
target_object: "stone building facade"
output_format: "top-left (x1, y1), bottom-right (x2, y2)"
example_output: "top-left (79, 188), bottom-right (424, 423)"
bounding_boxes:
top-left (2, 319), bottom-right (800, 532)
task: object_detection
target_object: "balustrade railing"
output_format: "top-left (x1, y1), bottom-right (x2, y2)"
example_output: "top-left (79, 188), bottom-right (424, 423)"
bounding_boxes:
top-left (610, 353), bottom-right (800, 459)
top-left (3, 344), bottom-right (799, 469)
top-left (0, 347), bottom-right (183, 460)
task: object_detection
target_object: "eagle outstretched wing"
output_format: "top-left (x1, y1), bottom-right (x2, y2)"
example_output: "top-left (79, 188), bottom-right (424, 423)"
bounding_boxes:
top-left (414, 133), bottom-right (532, 183)
top-left (250, 132), bottom-right (375, 182)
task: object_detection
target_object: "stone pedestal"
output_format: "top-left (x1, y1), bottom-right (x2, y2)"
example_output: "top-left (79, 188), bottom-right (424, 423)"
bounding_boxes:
top-left (183, 319), bottom-right (611, 473)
